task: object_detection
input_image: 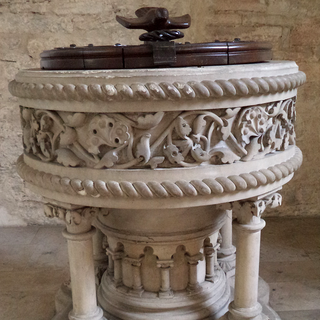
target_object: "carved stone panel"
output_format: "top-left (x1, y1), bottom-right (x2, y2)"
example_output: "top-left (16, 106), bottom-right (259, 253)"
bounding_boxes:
top-left (20, 98), bottom-right (296, 170)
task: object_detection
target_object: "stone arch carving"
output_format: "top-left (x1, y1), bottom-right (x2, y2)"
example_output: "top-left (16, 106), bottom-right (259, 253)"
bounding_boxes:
top-left (203, 237), bottom-right (220, 282)
top-left (113, 242), bottom-right (125, 287)
top-left (170, 245), bottom-right (189, 291)
top-left (114, 242), bottom-right (124, 253)
top-left (141, 246), bottom-right (161, 292)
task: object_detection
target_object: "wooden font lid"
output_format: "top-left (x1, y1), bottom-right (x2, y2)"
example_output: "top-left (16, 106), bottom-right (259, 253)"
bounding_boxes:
top-left (40, 7), bottom-right (272, 70)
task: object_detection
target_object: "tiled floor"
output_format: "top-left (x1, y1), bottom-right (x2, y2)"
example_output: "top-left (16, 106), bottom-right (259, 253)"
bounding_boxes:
top-left (0, 217), bottom-right (319, 320)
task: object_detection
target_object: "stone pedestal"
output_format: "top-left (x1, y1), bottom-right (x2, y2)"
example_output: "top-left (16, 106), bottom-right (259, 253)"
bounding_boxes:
top-left (9, 61), bottom-right (305, 320)
top-left (97, 206), bottom-right (229, 319)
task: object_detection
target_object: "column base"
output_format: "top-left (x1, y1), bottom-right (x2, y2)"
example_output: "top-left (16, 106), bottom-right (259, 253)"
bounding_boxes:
top-left (52, 305), bottom-right (108, 320)
top-left (158, 289), bottom-right (174, 298)
top-left (206, 274), bottom-right (220, 283)
top-left (226, 302), bottom-right (266, 320)
top-left (69, 306), bottom-right (105, 320)
top-left (52, 276), bottom-right (280, 320)
top-left (218, 253), bottom-right (236, 279)
top-left (218, 313), bottom-right (267, 320)
top-left (187, 282), bottom-right (203, 293)
top-left (51, 285), bottom-right (106, 320)
top-left (221, 276), bottom-right (281, 320)
top-left (128, 288), bottom-right (144, 297)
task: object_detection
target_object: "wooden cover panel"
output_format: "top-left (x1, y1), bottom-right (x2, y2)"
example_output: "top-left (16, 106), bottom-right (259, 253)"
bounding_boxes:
top-left (40, 41), bottom-right (272, 70)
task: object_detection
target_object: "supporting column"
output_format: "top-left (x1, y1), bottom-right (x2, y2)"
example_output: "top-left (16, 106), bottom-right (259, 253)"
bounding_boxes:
top-left (217, 209), bottom-right (236, 277)
top-left (113, 251), bottom-right (124, 287)
top-left (92, 227), bottom-right (108, 285)
top-left (186, 253), bottom-right (204, 291)
top-left (124, 257), bottom-right (144, 295)
top-left (227, 193), bottom-right (282, 320)
top-left (106, 248), bottom-right (115, 277)
top-left (204, 240), bottom-right (220, 282)
top-left (157, 260), bottom-right (174, 298)
top-left (45, 204), bottom-right (105, 320)
top-left (132, 259), bottom-right (143, 293)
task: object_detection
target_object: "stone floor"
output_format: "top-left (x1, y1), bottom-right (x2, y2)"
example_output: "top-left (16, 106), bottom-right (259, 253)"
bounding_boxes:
top-left (0, 217), bottom-right (319, 320)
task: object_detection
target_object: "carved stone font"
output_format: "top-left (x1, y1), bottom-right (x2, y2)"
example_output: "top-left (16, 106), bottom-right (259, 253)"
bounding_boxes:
top-left (20, 98), bottom-right (296, 170)
top-left (10, 61), bottom-right (305, 320)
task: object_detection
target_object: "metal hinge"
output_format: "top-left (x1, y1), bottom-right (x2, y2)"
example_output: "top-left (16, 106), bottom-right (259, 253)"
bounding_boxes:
top-left (152, 42), bottom-right (177, 66)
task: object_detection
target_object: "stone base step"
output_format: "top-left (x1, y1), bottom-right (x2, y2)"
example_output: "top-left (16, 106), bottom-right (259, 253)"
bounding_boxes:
top-left (52, 277), bottom-right (281, 320)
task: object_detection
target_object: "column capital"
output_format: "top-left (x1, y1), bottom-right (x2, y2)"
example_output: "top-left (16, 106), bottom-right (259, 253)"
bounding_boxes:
top-left (186, 253), bottom-right (204, 265)
top-left (44, 203), bottom-right (99, 234)
top-left (106, 248), bottom-right (113, 255)
top-left (124, 257), bottom-right (143, 267)
top-left (232, 192), bottom-right (282, 225)
top-left (156, 259), bottom-right (174, 269)
top-left (204, 243), bottom-right (220, 256)
top-left (217, 203), bottom-right (232, 211)
top-left (113, 251), bottom-right (125, 260)
top-left (106, 248), bottom-right (124, 260)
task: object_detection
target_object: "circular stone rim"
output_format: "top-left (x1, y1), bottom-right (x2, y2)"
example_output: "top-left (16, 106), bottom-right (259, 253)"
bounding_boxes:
top-left (16, 146), bottom-right (302, 209)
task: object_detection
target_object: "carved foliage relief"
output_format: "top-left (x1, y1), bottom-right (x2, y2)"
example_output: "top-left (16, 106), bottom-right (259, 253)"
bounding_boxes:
top-left (20, 98), bottom-right (296, 169)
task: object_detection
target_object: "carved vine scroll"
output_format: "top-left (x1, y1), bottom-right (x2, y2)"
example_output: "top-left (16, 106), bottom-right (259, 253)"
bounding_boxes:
top-left (20, 98), bottom-right (296, 170)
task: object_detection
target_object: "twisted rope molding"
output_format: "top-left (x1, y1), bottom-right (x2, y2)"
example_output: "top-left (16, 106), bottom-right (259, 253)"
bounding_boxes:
top-left (9, 72), bottom-right (306, 102)
top-left (17, 147), bottom-right (302, 200)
